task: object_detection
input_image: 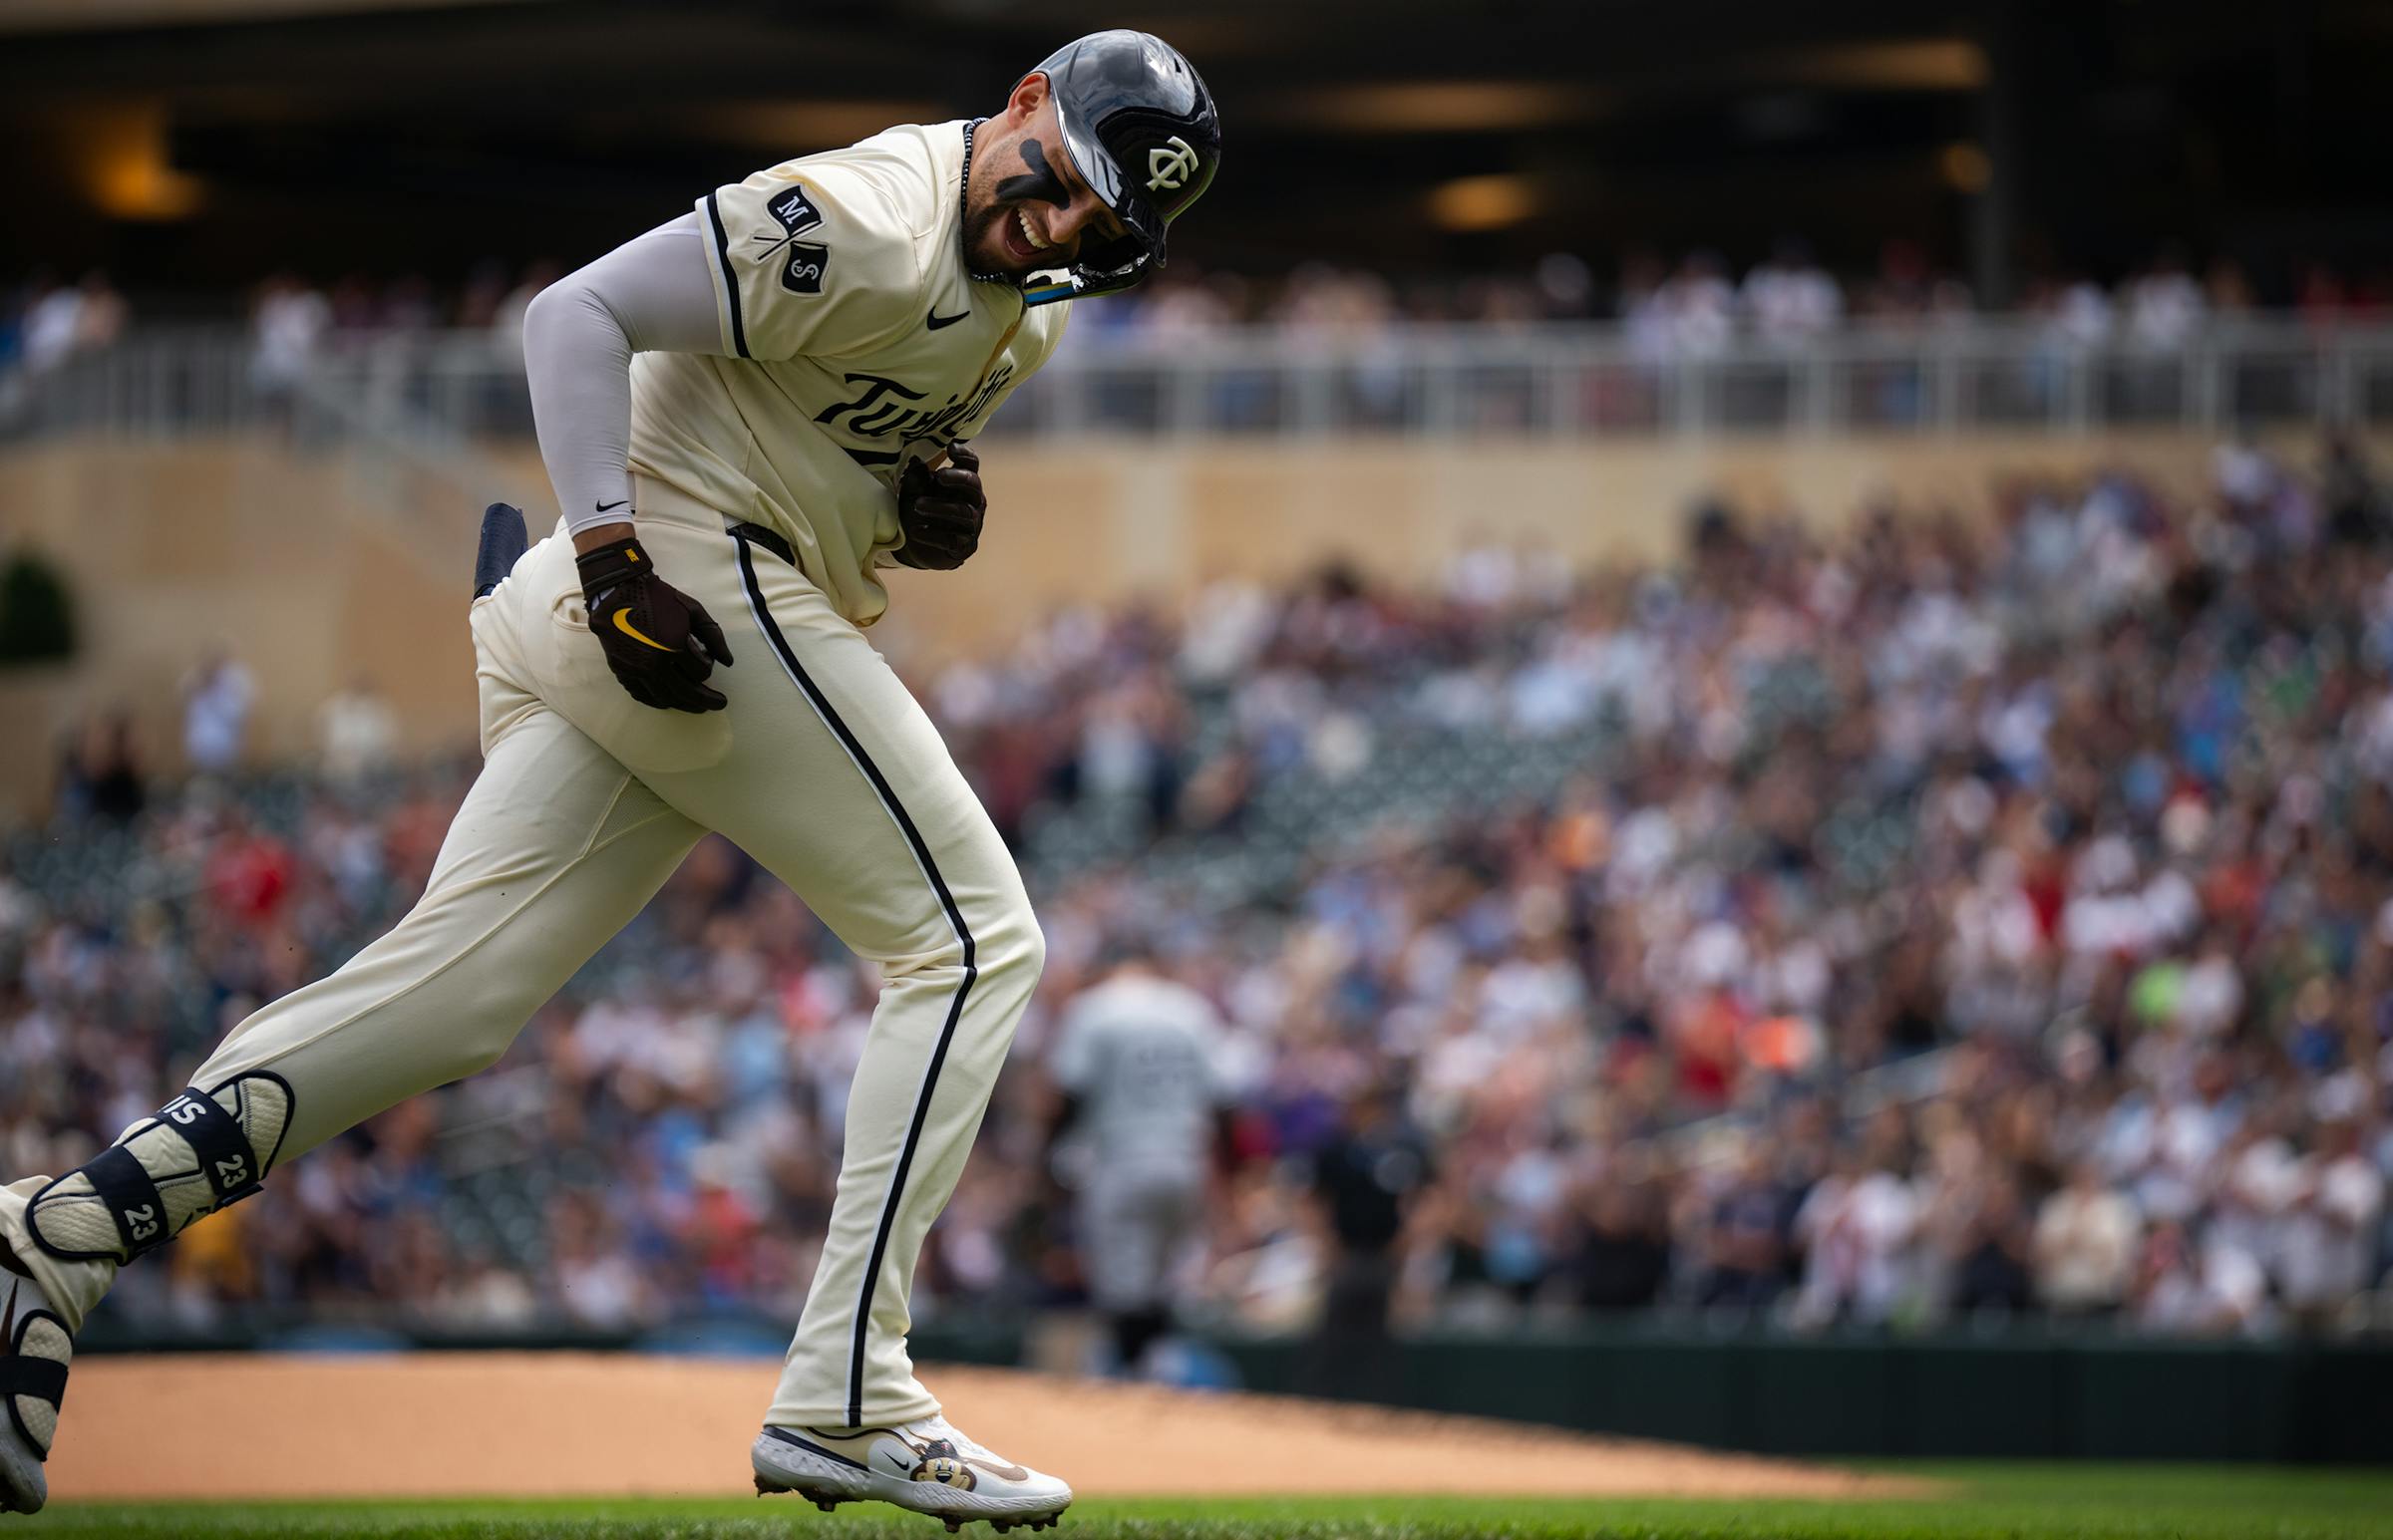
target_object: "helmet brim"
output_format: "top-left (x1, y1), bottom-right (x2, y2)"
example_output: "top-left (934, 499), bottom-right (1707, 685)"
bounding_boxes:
top-left (1053, 104), bottom-right (1170, 270)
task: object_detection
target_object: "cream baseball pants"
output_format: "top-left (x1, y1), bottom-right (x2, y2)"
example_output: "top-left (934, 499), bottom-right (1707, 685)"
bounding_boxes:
top-left (1, 492), bottom-right (1043, 1429)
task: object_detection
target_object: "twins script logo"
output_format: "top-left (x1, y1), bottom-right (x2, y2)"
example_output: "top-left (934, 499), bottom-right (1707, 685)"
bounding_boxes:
top-left (815, 367), bottom-right (1017, 444)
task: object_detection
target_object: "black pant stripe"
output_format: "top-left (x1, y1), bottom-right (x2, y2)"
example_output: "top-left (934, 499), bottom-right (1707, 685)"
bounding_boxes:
top-left (733, 533), bottom-right (978, 1427)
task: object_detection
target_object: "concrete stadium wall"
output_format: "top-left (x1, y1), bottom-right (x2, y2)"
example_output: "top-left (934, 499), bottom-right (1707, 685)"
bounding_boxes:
top-left (529, 427), bottom-right (2355, 670)
top-left (2, 427), bottom-right (2373, 818)
top-left (0, 437), bottom-right (483, 817)
top-left (1212, 1331), bottom-right (2393, 1464)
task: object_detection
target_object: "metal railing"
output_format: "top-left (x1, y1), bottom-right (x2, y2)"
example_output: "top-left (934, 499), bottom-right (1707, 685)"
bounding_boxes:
top-left (10, 318), bottom-right (2393, 444)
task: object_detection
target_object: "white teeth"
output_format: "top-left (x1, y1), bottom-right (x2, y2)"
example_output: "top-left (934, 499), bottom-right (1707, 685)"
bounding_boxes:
top-left (1016, 207), bottom-right (1052, 251)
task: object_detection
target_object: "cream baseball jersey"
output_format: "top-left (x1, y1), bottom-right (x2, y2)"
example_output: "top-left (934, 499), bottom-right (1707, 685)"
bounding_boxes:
top-left (627, 119), bottom-right (1070, 628)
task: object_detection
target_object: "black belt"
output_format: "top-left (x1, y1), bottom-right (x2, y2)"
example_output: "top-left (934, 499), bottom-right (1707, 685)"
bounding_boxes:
top-left (731, 522), bottom-right (796, 567)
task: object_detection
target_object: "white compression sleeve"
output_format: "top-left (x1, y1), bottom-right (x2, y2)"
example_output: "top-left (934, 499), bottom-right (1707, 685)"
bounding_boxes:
top-left (521, 211), bottom-right (730, 536)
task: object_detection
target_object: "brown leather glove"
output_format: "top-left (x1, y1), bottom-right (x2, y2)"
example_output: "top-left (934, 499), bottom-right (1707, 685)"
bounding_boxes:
top-left (892, 445), bottom-right (986, 570)
top-left (575, 535), bottom-right (734, 713)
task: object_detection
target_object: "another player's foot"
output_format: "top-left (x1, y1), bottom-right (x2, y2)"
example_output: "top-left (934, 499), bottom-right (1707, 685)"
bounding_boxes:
top-left (752, 1414), bottom-right (1071, 1532)
top-left (0, 1255), bottom-right (73, 1515)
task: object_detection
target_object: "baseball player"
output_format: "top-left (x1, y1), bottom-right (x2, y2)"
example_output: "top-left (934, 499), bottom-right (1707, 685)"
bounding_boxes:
top-left (1044, 938), bottom-right (1237, 1375)
top-left (0, 31), bottom-right (1217, 1531)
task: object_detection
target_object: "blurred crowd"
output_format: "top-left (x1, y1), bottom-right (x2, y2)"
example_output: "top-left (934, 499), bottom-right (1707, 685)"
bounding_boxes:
top-left (0, 271), bottom-right (127, 414)
top-left (1095, 242), bottom-right (2393, 359)
top-left (5, 246), bottom-right (2384, 444)
top-left (3, 240), bottom-right (2390, 393)
top-left (8, 434), bottom-right (2393, 1346)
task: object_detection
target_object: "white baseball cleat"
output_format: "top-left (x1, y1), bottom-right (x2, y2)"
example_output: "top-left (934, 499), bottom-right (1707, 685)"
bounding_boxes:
top-left (0, 1264), bottom-right (72, 1516)
top-left (752, 1414), bottom-right (1072, 1532)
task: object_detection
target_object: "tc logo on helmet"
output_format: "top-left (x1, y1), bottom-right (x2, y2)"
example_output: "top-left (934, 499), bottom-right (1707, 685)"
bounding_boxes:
top-left (1147, 137), bottom-right (1198, 193)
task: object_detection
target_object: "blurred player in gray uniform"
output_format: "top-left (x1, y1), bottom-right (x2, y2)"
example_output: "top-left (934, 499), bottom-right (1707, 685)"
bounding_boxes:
top-left (0, 32), bottom-right (1216, 1532)
top-left (1045, 939), bottom-right (1236, 1375)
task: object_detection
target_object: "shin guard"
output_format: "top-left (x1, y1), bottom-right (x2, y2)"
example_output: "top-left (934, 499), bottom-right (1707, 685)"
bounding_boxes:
top-left (1, 1273), bottom-right (69, 1463)
top-left (25, 1075), bottom-right (292, 1265)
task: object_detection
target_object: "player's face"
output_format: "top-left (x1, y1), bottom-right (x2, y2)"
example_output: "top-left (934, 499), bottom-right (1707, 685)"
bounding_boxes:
top-left (966, 78), bottom-right (1131, 278)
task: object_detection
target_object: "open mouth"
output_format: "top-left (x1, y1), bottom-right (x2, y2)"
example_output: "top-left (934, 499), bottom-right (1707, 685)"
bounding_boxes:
top-left (1002, 205), bottom-right (1054, 265)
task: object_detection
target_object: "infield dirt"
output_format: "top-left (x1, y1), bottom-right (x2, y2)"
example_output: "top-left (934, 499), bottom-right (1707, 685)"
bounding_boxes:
top-left (47, 1354), bottom-right (1929, 1502)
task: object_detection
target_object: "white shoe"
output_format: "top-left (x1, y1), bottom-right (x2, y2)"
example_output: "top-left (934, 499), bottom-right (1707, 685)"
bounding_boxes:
top-left (752, 1414), bottom-right (1072, 1532)
top-left (0, 1264), bottom-right (71, 1516)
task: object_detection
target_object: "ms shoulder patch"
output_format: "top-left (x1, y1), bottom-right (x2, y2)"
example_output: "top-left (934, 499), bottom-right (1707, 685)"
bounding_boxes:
top-left (767, 185), bottom-right (824, 236)
top-left (781, 242), bottom-right (830, 294)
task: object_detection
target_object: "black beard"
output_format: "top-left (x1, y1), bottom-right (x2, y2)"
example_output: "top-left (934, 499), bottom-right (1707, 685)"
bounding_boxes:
top-left (967, 202), bottom-right (1034, 276)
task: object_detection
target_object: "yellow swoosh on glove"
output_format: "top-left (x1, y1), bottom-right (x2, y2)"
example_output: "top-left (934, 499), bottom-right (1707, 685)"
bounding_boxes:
top-left (612, 609), bottom-right (674, 651)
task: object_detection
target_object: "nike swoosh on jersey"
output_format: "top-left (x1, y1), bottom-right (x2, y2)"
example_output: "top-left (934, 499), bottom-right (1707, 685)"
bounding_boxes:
top-left (594, 499), bottom-right (630, 513)
top-left (611, 610), bottom-right (674, 651)
top-left (926, 307), bottom-right (970, 330)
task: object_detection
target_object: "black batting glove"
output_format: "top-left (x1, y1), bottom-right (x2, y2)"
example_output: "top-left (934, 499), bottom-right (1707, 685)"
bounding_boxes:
top-left (575, 535), bottom-right (735, 714)
top-left (893, 444), bottom-right (986, 570)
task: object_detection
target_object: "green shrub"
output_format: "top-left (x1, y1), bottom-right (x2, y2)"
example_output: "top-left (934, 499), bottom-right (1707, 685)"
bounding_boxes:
top-left (0, 549), bottom-right (76, 666)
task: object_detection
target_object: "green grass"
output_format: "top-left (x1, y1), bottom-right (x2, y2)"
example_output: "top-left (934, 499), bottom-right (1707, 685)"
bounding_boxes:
top-left (35, 1464), bottom-right (2393, 1540)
